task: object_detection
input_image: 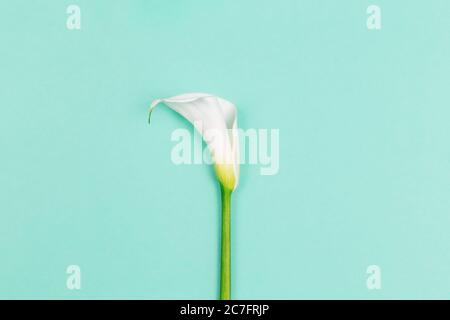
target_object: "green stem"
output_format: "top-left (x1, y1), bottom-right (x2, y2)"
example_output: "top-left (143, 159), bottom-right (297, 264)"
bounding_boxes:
top-left (220, 185), bottom-right (232, 300)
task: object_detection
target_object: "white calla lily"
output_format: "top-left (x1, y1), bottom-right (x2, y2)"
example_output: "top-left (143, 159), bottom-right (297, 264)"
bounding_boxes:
top-left (149, 93), bottom-right (240, 300)
top-left (149, 93), bottom-right (240, 191)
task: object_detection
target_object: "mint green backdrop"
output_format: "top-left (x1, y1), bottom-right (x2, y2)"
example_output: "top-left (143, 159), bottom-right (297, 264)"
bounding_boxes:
top-left (1, 0), bottom-right (449, 299)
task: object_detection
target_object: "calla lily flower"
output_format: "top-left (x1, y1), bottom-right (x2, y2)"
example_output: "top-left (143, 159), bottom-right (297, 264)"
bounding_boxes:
top-left (149, 93), bottom-right (239, 191)
top-left (149, 93), bottom-right (240, 300)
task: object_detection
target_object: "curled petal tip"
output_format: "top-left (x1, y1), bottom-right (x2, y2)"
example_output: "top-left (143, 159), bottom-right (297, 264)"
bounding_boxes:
top-left (148, 99), bottom-right (163, 125)
top-left (148, 108), bottom-right (153, 125)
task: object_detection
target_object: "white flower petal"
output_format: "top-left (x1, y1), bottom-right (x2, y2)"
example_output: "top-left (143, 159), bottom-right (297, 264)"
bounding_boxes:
top-left (150, 93), bottom-right (240, 191)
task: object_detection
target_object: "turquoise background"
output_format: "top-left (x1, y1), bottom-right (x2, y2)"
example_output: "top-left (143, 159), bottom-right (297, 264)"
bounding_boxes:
top-left (1, 0), bottom-right (449, 299)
